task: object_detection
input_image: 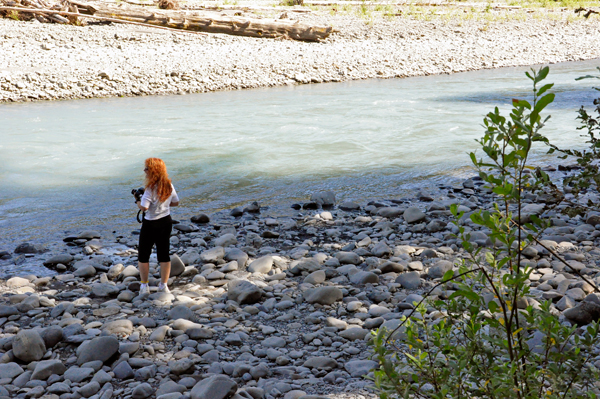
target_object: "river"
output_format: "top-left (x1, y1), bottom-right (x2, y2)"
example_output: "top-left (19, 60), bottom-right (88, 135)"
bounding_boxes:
top-left (1, 60), bottom-right (599, 274)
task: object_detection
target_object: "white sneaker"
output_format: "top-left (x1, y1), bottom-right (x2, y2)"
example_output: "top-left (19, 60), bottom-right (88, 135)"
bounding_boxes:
top-left (139, 283), bottom-right (150, 296)
top-left (158, 283), bottom-right (170, 294)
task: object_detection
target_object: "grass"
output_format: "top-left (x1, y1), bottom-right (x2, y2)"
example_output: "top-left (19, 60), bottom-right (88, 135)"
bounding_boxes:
top-left (276, 0), bottom-right (600, 24)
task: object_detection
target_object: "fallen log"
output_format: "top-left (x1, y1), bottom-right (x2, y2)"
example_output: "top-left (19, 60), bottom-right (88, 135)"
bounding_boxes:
top-left (0, 6), bottom-right (207, 34)
top-left (71, 1), bottom-right (332, 41)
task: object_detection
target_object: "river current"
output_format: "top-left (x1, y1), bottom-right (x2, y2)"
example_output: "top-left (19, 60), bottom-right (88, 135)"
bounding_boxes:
top-left (1, 60), bottom-right (600, 268)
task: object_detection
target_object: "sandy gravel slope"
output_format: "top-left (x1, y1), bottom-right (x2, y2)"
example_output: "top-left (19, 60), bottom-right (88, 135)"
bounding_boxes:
top-left (1, 4), bottom-right (600, 102)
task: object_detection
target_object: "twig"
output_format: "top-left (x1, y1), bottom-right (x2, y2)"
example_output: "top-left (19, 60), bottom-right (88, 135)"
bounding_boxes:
top-left (385, 268), bottom-right (482, 350)
top-left (0, 6), bottom-right (207, 35)
top-left (512, 221), bottom-right (600, 293)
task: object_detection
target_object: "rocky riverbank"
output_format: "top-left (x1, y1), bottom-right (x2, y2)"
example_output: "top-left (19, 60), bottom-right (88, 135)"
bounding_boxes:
top-left (1, 2), bottom-right (600, 103)
top-left (1, 170), bottom-right (600, 399)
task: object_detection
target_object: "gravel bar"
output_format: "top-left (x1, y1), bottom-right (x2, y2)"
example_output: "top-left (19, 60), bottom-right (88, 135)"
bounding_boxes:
top-left (1, 5), bottom-right (600, 102)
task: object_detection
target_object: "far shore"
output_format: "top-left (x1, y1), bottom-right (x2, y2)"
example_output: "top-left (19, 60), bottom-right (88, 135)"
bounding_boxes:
top-left (1, 1), bottom-right (600, 103)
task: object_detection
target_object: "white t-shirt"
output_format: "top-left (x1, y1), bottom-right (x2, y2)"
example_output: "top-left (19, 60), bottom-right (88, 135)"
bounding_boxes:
top-left (140, 184), bottom-right (179, 220)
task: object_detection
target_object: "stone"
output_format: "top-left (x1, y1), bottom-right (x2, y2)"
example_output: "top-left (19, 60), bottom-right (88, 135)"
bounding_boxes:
top-left (74, 265), bottom-right (97, 278)
top-left (41, 325), bottom-right (63, 348)
top-left (43, 254), bottom-right (74, 266)
top-left (113, 360), bottom-right (134, 379)
top-left (156, 380), bottom-right (187, 396)
top-left (344, 360), bottom-right (377, 378)
top-left (349, 271), bottom-right (379, 285)
top-left (13, 329), bottom-right (46, 362)
top-left (428, 260), bottom-right (453, 279)
top-left (303, 270), bottom-right (326, 285)
top-left (262, 337), bottom-right (286, 348)
top-left (336, 251), bottom-right (361, 265)
top-left (14, 242), bottom-right (46, 254)
top-left (200, 247), bottom-right (225, 263)
top-left (0, 305), bottom-right (19, 317)
top-left (132, 382), bottom-right (155, 399)
top-left (303, 287), bottom-right (343, 305)
top-left (404, 207), bottom-right (426, 223)
top-left (31, 360), bottom-right (66, 380)
top-left (186, 328), bottom-right (214, 340)
top-left (227, 280), bottom-right (263, 304)
top-left (247, 256), bottom-right (273, 274)
top-left (339, 202), bottom-right (360, 211)
top-left (168, 305), bottom-right (194, 321)
top-left (64, 366), bottom-right (95, 383)
top-left (91, 283), bottom-right (120, 297)
top-left (191, 214), bottom-right (210, 224)
top-left (0, 362), bottom-right (24, 380)
top-left (170, 254), bottom-right (186, 276)
top-left (303, 357), bottom-right (338, 369)
top-left (77, 380), bottom-right (101, 397)
top-left (395, 271), bottom-right (421, 289)
top-left (339, 327), bottom-right (369, 341)
top-left (7, 276), bottom-right (30, 288)
top-left (190, 375), bottom-right (238, 399)
top-left (310, 191), bottom-right (336, 207)
top-left (371, 241), bottom-right (392, 257)
top-left (378, 261), bottom-right (405, 273)
top-left (564, 301), bottom-right (600, 326)
top-left (215, 233), bottom-right (237, 247)
top-left (102, 320), bottom-right (134, 335)
top-left (377, 207), bottom-right (404, 218)
top-left (77, 336), bottom-right (119, 365)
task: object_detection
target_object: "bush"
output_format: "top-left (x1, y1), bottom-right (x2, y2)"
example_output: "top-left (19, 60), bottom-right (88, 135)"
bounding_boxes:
top-left (370, 66), bottom-right (600, 399)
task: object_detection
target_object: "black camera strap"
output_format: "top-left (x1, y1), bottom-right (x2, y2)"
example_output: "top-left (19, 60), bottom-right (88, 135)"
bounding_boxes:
top-left (137, 210), bottom-right (146, 224)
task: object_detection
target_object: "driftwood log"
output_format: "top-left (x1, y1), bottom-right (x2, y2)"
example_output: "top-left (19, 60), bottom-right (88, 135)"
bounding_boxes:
top-left (70, 0), bottom-right (332, 42)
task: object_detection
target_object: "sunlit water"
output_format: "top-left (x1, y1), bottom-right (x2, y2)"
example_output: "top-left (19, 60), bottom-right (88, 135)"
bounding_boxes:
top-left (1, 60), bottom-right (599, 275)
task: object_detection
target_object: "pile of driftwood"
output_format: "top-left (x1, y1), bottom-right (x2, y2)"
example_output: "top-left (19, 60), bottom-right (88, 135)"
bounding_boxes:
top-left (0, 0), bottom-right (333, 41)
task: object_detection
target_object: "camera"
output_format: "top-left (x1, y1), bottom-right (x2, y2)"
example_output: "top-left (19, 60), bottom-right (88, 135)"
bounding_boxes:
top-left (131, 187), bottom-right (145, 203)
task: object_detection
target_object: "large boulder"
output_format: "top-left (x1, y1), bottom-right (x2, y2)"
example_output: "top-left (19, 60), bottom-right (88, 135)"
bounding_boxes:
top-left (190, 375), bottom-right (238, 399)
top-left (227, 280), bottom-right (263, 305)
top-left (13, 330), bottom-right (46, 362)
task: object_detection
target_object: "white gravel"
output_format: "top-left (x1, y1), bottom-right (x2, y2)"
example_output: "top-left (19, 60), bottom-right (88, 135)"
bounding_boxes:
top-left (1, 4), bottom-right (600, 102)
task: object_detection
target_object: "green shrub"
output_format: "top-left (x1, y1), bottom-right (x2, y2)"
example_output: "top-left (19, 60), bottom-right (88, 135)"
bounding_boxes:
top-left (370, 66), bottom-right (600, 399)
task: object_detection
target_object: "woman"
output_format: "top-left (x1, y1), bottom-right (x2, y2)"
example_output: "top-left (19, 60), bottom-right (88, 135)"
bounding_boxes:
top-left (135, 157), bottom-right (179, 296)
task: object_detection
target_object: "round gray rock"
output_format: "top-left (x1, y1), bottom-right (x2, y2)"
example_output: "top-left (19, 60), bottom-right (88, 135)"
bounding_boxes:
top-left (13, 329), bottom-right (46, 362)
top-left (190, 374), bottom-right (238, 399)
top-left (77, 336), bottom-right (119, 365)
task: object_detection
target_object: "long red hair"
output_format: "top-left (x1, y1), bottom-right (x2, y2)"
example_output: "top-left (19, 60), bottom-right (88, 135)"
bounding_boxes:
top-left (144, 158), bottom-right (173, 203)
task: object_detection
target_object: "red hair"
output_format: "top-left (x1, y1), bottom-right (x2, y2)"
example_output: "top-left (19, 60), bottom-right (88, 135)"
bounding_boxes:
top-left (144, 158), bottom-right (172, 203)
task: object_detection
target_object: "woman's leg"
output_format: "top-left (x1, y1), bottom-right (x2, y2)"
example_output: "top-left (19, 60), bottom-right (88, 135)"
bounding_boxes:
top-left (139, 262), bottom-right (150, 283)
top-left (160, 262), bottom-right (171, 284)
top-left (138, 219), bottom-right (153, 285)
top-left (156, 215), bottom-right (173, 286)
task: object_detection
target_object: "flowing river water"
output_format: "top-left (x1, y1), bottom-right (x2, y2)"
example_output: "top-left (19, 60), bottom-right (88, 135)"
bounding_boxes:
top-left (1, 60), bottom-right (600, 274)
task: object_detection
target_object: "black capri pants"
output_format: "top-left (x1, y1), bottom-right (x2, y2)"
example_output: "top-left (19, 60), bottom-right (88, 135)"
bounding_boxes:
top-left (138, 215), bottom-right (172, 263)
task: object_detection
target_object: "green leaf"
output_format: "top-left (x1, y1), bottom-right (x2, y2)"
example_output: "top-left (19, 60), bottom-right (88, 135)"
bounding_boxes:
top-left (534, 93), bottom-right (555, 113)
top-left (488, 300), bottom-right (498, 313)
top-left (537, 83), bottom-right (554, 97)
top-left (535, 66), bottom-right (549, 83)
top-left (442, 269), bottom-right (454, 282)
